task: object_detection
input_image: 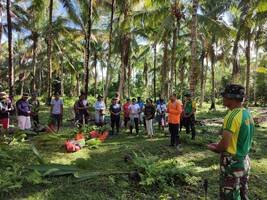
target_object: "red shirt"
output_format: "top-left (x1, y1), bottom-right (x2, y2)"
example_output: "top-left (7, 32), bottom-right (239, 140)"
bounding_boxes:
top-left (123, 102), bottom-right (131, 118)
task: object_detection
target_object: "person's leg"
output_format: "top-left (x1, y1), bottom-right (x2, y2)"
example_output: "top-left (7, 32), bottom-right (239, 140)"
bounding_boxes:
top-left (111, 116), bottom-right (115, 135)
top-left (240, 156), bottom-right (250, 200)
top-left (25, 116), bottom-right (31, 130)
top-left (18, 116), bottom-right (26, 130)
top-left (143, 117), bottom-right (146, 129)
top-left (116, 116), bottom-right (120, 134)
top-left (129, 117), bottom-right (134, 134)
top-left (173, 124), bottom-right (179, 146)
top-left (219, 154), bottom-right (243, 200)
top-left (32, 116), bottom-right (37, 128)
top-left (176, 124), bottom-right (180, 146)
top-left (184, 117), bottom-right (190, 134)
top-left (169, 124), bottom-right (174, 146)
top-left (190, 115), bottom-right (196, 140)
top-left (124, 117), bottom-right (127, 128)
top-left (149, 119), bottom-right (153, 136)
top-left (145, 119), bottom-right (150, 135)
top-left (2, 118), bottom-right (9, 129)
top-left (134, 118), bottom-right (139, 135)
top-left (53, 114), bottom-right (60, 132)
top-left (95, 112), bottom-right (99, 126)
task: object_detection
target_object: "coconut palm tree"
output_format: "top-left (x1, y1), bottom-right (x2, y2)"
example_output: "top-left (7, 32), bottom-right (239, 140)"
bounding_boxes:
top-left (47, 0), bottom-right (53, 97)
top-left (104, 0), bottom-right (116, 100)
top-left (189, 0), bottom-right (198, 96)
top-left (59, 0), bottom-right (99, 96)
top-left (12, 0), bottom-right (46, 92)
top-left (6, 0), bottom-right (14, 96)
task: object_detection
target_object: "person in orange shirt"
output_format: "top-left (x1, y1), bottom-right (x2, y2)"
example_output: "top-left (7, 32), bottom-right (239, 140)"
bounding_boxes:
top-left (167, 94), bottom-right (183, 149)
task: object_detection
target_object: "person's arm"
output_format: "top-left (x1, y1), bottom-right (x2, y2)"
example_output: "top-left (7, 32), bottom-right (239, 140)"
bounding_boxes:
top-left (50, 99), bottom-right (53, 115)
top-left (109, 105), bottom-right (114, 115)
top-left (94, 102), bottom-right (99, 111)
top-left (208, 112), bottom-right (239, 153)
top-left (207, 131), bottom-right (232, 153)
top-left (168, 102), bottom-right (182, 115)
top-left (60, 100), bottom-right (64, 116)
top-left (35, 100), bottom-right (40, 113)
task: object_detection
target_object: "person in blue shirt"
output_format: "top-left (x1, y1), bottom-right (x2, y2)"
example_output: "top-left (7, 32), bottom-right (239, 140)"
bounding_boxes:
top-left (137, 97), bottom-right (145, 127)
top-left (156, 94), bottom-right (165, 105)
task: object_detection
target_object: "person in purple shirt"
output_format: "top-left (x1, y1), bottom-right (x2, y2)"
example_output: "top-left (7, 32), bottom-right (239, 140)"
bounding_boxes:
top-left (16, 93), bottom-right (31, 130)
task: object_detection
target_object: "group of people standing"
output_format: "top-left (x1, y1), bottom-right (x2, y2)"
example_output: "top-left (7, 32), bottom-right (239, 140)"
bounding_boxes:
top-left (0, 92), bottom-right (64, 132)
top-left (78, 92), bottom-right (197, 147)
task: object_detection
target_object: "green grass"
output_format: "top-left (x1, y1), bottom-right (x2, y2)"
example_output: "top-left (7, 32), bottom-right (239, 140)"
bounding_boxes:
top-left (1, 103), bottom-right (267, 200)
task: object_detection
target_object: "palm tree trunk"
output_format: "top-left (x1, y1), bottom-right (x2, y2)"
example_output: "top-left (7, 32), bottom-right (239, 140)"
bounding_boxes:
top-left (161, 36), bottom-right (169, 99)
top-left (0, 6), bottom-right (2, 53)
top-left (104, 0), bottom-right (115, 101)
top-left (179, 57), bottom-right (186, 97)
top-left (32, 34), bottom-right (38, 92)
top-left (94, 51), bottom-right (97, 97)
top-left (47, 0), bottom-right (53, 98)
top-left (232, 30), bottom-right (241, 83)
top-left (118, 34), bottom-right (130, 98)
top-left (232, 4), bottom-right (250, 83)
top-left (210, 37), bottom-right (216, 110)
top-left (199, 47), bottom-right (205, 108)
top-left (171, 19), bottom-right (180, 94)
top-left (254, 46), bottom-right (258, 106)
top-left (7, 0), bottom-right (14, 97)
top-left (153, 44), bottom-right (157, 102)
top-left (76, 73), bottom-right (80, 96)
top-left (60, 58), bottom-right (64, 96)
top-left (39, 68), bottom-right (42, 95)
top-left (245, 30), bottom-right (251, 96)
top-left (189, 0), bottom-right (198, 96)
top-left (84, 0), bottom-right (92, 96)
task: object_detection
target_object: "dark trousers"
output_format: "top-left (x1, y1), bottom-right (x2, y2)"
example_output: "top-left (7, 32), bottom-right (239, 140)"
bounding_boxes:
top-left (51, 114), bottom-right (62, 131)
top-left (32, 115), bottom-right (39, 128)
top-left (124, 117), bottom-right (130, 128)
top-left (77, 111), bottom-right (88, 125)
top-left (184, 114), bottom-right (196, 139)
top-left (130, 118), bottom-right (139, 135)
top-left (169, 123), bottom-right (180, 146)
top-left (111, 115), bottom-right (120, 135)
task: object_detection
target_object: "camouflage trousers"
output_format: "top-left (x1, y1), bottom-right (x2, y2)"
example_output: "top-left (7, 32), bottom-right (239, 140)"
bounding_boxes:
top-left (220, 152), bottom-right (251, 200)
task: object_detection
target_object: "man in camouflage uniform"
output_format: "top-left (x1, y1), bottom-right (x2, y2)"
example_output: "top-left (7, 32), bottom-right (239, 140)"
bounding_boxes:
top-left (208, 84), bottom-right (254, 200)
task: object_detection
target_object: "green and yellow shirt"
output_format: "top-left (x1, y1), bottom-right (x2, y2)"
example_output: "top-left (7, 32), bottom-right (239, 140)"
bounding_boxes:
top-left (184, 100), bottom-right (196, 114)
top-left (223, 108), bottom-right (254, 159)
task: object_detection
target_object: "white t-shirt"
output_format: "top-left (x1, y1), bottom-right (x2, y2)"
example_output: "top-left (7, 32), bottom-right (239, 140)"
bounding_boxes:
top-left (95, 101), bottom-right (105, 112)
top-left (51, 99), bottom-right (63, 114)
top-left (129, 104), bottom-right (140, 118)
top-left (156, 104), bottom-right (167, 114)
top-left (82, 100), bottom-right (88, 107)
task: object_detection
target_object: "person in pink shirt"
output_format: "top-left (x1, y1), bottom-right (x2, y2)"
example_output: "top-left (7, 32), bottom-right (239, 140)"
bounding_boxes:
top-left (123, 98), bottom-right (131, 128)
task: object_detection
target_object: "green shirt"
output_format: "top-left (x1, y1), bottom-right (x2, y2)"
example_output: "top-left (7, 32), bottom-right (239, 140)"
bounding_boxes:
top-left (223, 108), bottom-right (254, 159)
top-left (184, 100), bottom-right (196, 114)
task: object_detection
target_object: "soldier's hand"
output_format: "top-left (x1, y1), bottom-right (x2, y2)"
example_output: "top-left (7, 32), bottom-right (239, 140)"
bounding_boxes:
top-left (207, 143), bottom-right (218, 152)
